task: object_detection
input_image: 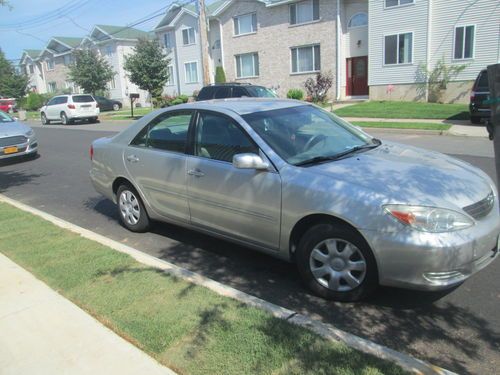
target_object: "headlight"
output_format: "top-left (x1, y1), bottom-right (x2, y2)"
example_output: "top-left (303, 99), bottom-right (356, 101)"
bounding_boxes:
top-left (25, 129), bottom-right (34, 137)
top-left (384, 204), bottom-right (474, 233)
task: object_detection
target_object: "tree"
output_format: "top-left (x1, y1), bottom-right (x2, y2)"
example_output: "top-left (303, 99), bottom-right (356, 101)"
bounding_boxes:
top-left (68, 49), bottom-right (115, 95)
top-left (215, 66), bottom-right (226, 83)
top-left (419, 57), bottom-right (467, 103)
top-left (0, 49), bottom-right (29, 99)
top-left (304, 72), bottom-right (333, 103)
top-left (124, 38), bottom-right (170, 106)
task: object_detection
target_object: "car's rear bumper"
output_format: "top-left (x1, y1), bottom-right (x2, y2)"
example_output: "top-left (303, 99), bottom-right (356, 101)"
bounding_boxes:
top-left (0, 138), bottom-right (38, 160)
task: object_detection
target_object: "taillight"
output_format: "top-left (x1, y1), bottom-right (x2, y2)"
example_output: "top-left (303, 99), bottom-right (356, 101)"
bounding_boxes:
top-left (470, 92), bottom-right (475, 101)
top-left (90, 144), bottom-right (94, 160)
top-left (68, 104), bottom-right (76, 109)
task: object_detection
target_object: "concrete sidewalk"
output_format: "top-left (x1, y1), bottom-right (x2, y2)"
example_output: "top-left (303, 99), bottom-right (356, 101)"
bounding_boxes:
top-left (0, 253), bottom-right (176, 375)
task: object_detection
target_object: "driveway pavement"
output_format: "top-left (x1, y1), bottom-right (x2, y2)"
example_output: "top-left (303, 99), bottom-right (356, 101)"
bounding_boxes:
top-left (0, 125), bottom-right (498, 374)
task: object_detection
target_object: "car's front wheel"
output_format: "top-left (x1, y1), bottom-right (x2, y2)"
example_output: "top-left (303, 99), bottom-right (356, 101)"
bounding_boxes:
top-left (112, 103), bottom-right (120, 111)
top-left (116, 184), bottom-right (150, 232)
top-left (41, 113), bottom-right (50, 125)
top-left (296, 222), bottom-right (378, 301)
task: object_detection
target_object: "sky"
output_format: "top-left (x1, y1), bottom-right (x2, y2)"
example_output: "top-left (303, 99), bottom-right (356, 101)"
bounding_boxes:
top-left (0, 0), bottom-right (188, 62)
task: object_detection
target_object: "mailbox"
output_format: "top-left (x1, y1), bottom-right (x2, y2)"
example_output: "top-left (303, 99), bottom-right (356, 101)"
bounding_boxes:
top-left (129, 93), bottom-right (140, 99)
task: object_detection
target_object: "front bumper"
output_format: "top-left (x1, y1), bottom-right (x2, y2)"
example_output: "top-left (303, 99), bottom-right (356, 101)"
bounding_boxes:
top-left (0, 137), bottom-right (38, 160)
top-left (360, 203), bottom-right (500, 291)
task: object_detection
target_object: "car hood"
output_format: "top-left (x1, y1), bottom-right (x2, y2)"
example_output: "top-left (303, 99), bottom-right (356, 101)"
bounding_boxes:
top-left (307, 141), bottom-right (493, 209)
top-left (0, 121), bottom-right (32, 137)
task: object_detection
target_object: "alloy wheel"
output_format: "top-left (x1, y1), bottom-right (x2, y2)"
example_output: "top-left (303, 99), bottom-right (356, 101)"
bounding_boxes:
top-left (119, 190), bottom-right (141, 226)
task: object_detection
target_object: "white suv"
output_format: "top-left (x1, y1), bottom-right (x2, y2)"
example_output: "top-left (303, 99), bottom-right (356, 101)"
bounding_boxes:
top-left (40, 94), bottom-right (100, 125)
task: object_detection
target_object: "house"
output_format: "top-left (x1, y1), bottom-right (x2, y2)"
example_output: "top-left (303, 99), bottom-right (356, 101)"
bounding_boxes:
top-left (39, 37), bottom-right (83, 94)
top-left (79, 24), bottom-right (152, 107)
top-left (19, 50), bottom-right (46, 94)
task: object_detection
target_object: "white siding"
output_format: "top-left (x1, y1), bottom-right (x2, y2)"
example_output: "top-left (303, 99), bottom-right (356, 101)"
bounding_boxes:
top-left (117, 42), bottom-right (150, 107)
top-left (430, 0), bottom-right (500, 81)
top-left (156, 28), bottom-right (179, 96)
top-left (368, 0), bottom-right (429, 86)
top-left (175, 13), bottom-right (203, 95)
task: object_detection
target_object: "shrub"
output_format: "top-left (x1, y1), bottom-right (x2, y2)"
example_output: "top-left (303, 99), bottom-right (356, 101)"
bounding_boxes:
top-left (178, 94), bottom-right (189, 103)
top-left (170, 98), bottom-right (184, 105)
top-left (286, 89), bottom-right (304, 100)
top-left (20, 92), bottom-right (51, 111)
top-left (304, 72), bottom-right (333, 103)
top-left (418, 57), bottom-right (467, 103)
top-left (215, 66), bottom-right (226, 83)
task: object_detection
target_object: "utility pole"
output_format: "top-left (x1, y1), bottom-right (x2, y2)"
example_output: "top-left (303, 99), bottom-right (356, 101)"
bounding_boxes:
top-left (198, 0), bottom-right (211, 85)
top-left (487, 63), bottom-right (500, 189)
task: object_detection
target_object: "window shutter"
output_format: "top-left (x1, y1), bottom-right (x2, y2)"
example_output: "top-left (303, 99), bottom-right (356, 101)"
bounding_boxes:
top-left (290, 4), bottom-right (296, 24)
top-left (313, 0), bottom-right (320, 20)
top-left (254, 53), bottom-right (259, 76)
top-left (234, 18), bottom-right (239, 35)
top-left (252, 13), bottom-right (257, 31)
top-left (236, 56), bottom-right (242, 78)
top-left (314, 45), bottom-right (321, 71)
top-left (291, 48), bottom-right (297, 73)
top-left (183, 29), bottom-right (188, 45)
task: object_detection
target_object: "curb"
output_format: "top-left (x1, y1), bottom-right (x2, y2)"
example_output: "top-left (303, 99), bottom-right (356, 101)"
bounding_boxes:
top-left (0, 194), bottom-right (457, 375)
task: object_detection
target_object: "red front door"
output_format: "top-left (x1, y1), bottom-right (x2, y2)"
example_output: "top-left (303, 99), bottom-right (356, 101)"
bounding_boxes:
top-left (346, 56), bottom-right (368, 96)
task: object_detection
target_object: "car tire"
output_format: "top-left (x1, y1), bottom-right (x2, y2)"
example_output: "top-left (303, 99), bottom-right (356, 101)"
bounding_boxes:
top-left (41, 113), bottom-right (50, 125)
top-left (116, 184), bottom-right (150, 232)
top-left (61, 112), bottom-right (70, 125)
top-left (296, 222), bottom-right (378, 301)
top-left (470, 116), bottom-right (482, 125)
top-left (112, 103), bottom-right (120, 111)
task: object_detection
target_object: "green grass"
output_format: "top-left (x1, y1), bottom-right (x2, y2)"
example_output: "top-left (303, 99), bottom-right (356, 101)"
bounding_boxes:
top-left (352, 121), bottom-right (451, 131)
top-left (100, 107), bottom-right (154, 121)
top-left (334, 101), bottom-right (469, 120)
top-left (0, 202), bottom-right (406, 375)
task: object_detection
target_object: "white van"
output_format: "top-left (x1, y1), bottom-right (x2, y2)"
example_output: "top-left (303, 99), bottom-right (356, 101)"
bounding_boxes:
top-left (40, 94), bottom-right (100, 125)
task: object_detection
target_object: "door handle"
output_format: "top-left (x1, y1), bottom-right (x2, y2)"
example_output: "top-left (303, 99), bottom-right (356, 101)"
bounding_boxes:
top-left (187, 169), bottom-right (205, 177)
top-left (126, 154), bottom-right (139, 163)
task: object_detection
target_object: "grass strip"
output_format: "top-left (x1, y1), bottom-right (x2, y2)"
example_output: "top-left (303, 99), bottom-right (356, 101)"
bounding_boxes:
top-left (334, 101), bottom-right (469, 120)
top-left (352, 121), bottom-right (451, 131)
top-left (0, 202), bottom-right (406, 375)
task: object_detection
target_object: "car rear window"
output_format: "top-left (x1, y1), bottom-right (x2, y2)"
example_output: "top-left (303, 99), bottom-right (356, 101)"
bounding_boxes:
top-left (72, 95), bottom-right (95, 103)
top-left (246, 86), bottom-right (277, 98)
top-left (476, 71), bottom-right (489, 91)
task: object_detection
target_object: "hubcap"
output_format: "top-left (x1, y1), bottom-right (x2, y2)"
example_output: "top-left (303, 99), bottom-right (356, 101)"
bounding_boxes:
top-left (309, 238), bottom-right (367, 292)
top-left (119, 190), bottom-right (140, 225)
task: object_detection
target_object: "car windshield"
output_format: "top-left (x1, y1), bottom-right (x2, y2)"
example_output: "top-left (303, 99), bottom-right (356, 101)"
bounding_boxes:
top-left (0, 111), bottom-right (14, 123)
top-left (246, 86), bottom-right (277, 98)
top-left (72, 95), bottom-right (94, 103)
top-left (243, 105), bottom-right (376, 165)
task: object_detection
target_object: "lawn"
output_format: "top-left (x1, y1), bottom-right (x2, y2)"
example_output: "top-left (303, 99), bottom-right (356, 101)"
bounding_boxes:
top-left (352, 121), bottom-right (451, 131)
top-left (334, 101), bottom-right (469, 120)
top-left (0, 202), bottom-right (406, 375)
top-left (99, 107), bottom-right (154, 121)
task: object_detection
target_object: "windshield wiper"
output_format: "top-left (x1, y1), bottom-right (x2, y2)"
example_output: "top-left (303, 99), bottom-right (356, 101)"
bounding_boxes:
top-left (295, 142), bottom-right (381, 167)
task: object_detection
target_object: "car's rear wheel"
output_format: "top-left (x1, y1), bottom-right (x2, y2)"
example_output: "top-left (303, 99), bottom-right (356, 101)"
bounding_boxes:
top-left (470, 116), bottom-right (482, 124)
top-left (60, 112), bottom-right (71, 125)
top-left (41, 113), bottom-right (50, 125)
top-left (112, 103), bottom-right (120, 111)
top-left (116, 184), bottom-right (150, 232)
top-left (296, 222), bottom-right (378, 301)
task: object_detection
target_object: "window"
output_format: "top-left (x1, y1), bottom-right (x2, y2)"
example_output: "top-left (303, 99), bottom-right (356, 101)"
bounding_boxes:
top-left (384, 32), bottom-right (412, 65)
top-left (197, 86), bottom-right (216, 101)
top-left (164, 32), bottom-right (173, 49)
top-left (454, 25), bottom-right (475, 60)
top-left (48, 82), bottom-right (57, 92)
top-left (47, 59), bottom-right (55, 71)
top-left (166, 65), bottom-right (174, 86)
top-left (184, 62), bottom-right (198, 83)
top-left (29, 64), bottom-right (34, 74)
top-left (72, 95), bottom-right (94, 103)
top-left (195, 112), bottom-right (257, 162)
top-left (348, 13), bottom-right (368, 28)
top-left (109, 76), bottom-right (116, 89)
top-left (63, 55), bottom-right (72, 66)
top-left (291, 45), bottom-right (320, 73)
top-left (235, 53), bottom-right (259, 78)
top-left (290, 0), bottom-right (319, 25)
top-left (385, 0), bottom-right (414, 8)
top-left (182, 27), bottom-right (195, 45)
top-left (105, 45), bottom-right (113, 57)
top-left (234, 13), bottom-right (257, 36)
top-left (131, 111), bottom-right (192, 153)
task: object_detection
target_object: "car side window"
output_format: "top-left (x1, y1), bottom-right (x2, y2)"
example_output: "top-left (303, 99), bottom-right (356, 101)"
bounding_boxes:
top-left (214, 87), bottom-right (231, 99)
top-left (47, 98), bottom-right (56, 106)
top-left (197, 87), bottom-right (215, 101)
top-left (131, 111), bottom-right (192, 153)
top-left (232, 87), bottom-right (249, 98)
top-left (194, 111), bottom-right (258, 163)
top-left (60, 97), bottom-right (68, 104)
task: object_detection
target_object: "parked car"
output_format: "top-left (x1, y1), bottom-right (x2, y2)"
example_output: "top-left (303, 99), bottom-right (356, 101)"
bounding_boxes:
top-left (470, 69), bottom-right (490, 124)
top-left (40, 94), bottom-right (100, 125)
top-left (0, 110), bottom-right (38, 160)
top-left (0, 98), bottom-right (17, 114)
top-left (196, 83), bottom-right (277, 101)
top-left (94, 96), bottom-right (122, 111)
top-left (90, 99), bottom-right (499, 301)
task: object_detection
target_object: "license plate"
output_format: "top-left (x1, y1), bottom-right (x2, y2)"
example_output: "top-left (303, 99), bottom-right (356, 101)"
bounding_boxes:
top-left (4, 146), bottom-right (18, 154)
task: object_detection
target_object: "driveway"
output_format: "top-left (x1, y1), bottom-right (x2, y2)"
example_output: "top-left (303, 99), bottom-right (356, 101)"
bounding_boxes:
top-left (1, 122), bottom-right (498, 374)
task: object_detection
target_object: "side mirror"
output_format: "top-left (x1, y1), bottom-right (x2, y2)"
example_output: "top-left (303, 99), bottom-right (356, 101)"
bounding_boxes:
top-left (233, 153), bottom-right (269, 170)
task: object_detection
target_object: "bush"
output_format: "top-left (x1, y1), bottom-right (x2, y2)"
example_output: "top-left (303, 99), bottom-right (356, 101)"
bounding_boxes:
top-left (286, 89), bottom-right (304, 100)
top-left (215, 66), bottom-right (226, 83)
top-left (170, 98), bottom-right (184, 105)
top-left (304, 72), bottom-right (333, 103)
top-left (20, 92), bottom-right (51, 111)
top-left (178, 94), bottom-right (189, 103)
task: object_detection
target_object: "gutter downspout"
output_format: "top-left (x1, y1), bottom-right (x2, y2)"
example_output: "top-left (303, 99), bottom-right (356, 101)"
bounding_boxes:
top-left (425, 0), bottom-right (432, 102)
top-left (336, 0), bottom-right (341, 101)
top-left (218, 18), bottom-right (225, 70)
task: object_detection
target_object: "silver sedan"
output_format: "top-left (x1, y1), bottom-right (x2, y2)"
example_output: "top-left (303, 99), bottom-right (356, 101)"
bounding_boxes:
top-left (0, 111), bottom-right (38, 160)
top-left (90, 99), bottom-right (499, 301)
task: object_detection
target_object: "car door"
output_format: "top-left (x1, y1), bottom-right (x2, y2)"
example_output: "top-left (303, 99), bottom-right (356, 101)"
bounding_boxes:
top-left (46, 97), bottom-right (61, 119)
top-left (124, 110), bottom-right (193, 223)
top-left (186, 110), bottom-right (282, 249)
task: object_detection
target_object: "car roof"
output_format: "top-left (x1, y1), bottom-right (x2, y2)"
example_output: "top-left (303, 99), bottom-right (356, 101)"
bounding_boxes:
top-left (181, 98), bottom-right (307, 116)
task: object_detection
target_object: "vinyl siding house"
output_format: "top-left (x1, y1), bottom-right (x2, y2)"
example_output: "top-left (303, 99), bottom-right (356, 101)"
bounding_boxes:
top-left (80, 25), bottom-right (151, 107)
top-left (368, 0), bottom-right (500, 103)
top-left (19, 50), bottom-right (46, 94)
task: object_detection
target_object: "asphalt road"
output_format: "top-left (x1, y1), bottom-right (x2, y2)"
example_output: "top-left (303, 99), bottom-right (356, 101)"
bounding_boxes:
top-left (1, 122), bottom-right (499, 374)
